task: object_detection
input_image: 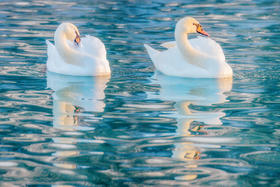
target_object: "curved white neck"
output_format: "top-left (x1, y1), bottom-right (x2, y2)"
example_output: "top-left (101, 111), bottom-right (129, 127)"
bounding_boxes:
top-left (54, 31), bottom-right (81, 66)
top-left (175, 26), bottom-right (207, 69)
top-left (173, 19), bottom-right (233, 78)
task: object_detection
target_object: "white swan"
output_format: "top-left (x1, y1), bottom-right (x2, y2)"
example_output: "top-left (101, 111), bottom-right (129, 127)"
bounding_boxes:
top-left (144, 17), bottom-right (232, 78)
top-left (46, 23), bottom-right (111, 76)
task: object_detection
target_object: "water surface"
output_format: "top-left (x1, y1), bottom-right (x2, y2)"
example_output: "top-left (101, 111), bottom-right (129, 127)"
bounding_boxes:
top-left (0, 0), bottom-right (280, 186)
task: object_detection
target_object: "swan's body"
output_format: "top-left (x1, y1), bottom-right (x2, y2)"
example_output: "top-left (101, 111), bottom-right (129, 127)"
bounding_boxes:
top-left (144, 17), bottom-right (232, 78)
top-left (47, 23), bottom-right (110, 76)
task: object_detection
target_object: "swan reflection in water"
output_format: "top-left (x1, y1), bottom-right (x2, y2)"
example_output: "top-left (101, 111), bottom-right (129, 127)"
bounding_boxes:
top-left (47, 72), bottom-right (109, 170)
top-left (148, 72), bottom-right (232, 181)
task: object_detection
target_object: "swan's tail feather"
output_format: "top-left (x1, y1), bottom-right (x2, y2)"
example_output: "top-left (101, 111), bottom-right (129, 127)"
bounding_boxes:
top-left (144, 44), bottom-right (161, 65)
top-left (46, 40), bottom-right (51, 45)
top-left (46, 40), bottom-right (56, 60)
top-left (144, 44), bottom-right (159, 58)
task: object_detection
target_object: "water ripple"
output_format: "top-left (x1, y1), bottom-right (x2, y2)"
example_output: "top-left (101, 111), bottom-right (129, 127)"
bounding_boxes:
top-left (0, 0), bottom-right (280, 186)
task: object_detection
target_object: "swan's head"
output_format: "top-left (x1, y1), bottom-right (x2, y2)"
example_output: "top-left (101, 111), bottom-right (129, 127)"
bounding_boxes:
top-left (55, 22), bottom-right (81, 46)
top-left (177, 17), bottom-right (209, 36)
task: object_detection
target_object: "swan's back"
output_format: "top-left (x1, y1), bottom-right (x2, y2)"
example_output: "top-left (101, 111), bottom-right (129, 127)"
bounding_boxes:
top-left (144, 44), bottom-right (209, 77)
top-left (79, 35), bottom-right (107, 60)
top-left (190, 36), bottom-right (225, 60)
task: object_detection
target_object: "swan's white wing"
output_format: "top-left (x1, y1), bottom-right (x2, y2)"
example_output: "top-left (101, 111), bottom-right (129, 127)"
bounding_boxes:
top-left (144, 44), bottom-right (209, 77)
top-left (46, 40), bottom-right (63, 72)
top-left (161, 37), bottom-right (225, 60)
top-left (46, 40), bottom-right (56, 61)
top-left (80, 35), bottom-right (107, 59)
top-left (190, 36), bottom-right (225, 60)
top-left (160, 41), bottom-right (176, 48)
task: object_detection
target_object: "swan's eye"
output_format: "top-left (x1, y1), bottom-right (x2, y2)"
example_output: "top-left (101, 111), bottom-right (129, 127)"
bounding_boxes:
top-left (193, 23), bottom-right (201, 29)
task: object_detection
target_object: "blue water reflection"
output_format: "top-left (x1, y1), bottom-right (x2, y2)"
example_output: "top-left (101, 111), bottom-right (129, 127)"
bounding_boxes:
top-left (0, 0), bottom-right (280, 186)
top-left (47, 72), bottom-right (109, 127)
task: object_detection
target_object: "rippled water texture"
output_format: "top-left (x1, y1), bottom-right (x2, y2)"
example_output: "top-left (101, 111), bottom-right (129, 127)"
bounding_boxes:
top-left (1, 0), bottom-right (280, 186)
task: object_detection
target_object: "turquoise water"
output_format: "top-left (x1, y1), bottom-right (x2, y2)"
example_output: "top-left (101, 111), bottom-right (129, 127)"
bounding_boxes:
top-left (0, 0), bottom-right (280, 186)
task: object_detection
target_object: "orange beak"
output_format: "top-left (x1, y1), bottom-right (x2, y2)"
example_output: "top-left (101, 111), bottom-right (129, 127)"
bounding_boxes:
top-left (74, 31), bottom-right (81, 46)
top-left (196, 24), bottom-right (210, 37)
